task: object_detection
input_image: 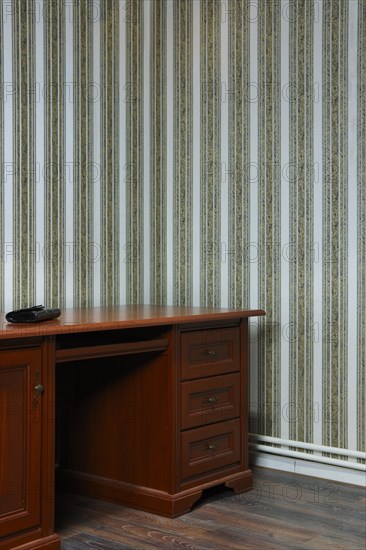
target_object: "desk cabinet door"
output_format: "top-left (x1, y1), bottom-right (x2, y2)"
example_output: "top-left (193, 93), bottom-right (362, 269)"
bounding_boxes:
top-left (0, 348), bottom-right (42, 539)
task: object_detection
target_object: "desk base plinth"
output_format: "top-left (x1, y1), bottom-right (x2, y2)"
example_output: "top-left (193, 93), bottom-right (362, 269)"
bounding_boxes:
top-left (0, 534), bottom-right (60, 550)
top-left (57, 468), bottom-right (253, 518)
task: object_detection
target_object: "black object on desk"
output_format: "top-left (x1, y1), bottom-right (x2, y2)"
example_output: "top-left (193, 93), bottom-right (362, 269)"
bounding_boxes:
top-left (5, 305), bottom-right (61, 323)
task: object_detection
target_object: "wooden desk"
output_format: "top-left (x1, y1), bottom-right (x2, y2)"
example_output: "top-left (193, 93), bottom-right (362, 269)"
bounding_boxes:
top-left (0, 305), bottom-right (265, 550)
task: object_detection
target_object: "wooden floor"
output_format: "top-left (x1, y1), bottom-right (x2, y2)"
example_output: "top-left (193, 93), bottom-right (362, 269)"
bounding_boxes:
top-left (56, 467), bottom-right (366, 550)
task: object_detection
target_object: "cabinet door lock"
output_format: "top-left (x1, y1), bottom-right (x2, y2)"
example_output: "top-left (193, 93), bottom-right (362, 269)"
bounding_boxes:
top-left (34, 371), bottom-right (44, 405)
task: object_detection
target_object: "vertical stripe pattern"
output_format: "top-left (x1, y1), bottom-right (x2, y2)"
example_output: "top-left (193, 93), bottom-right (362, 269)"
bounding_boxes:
top-left (73, 0), bottom-right (94, 307)
top-left (258, 0), bottom-right (281, 436)
top-left (44, 0), bottom-right (65, 307)
top-left (12, 0), bottom-right (36, 308)
top-left (358, 0), bottom-right (366, 454)
top-left (126, 0), bottom-right (143, 303)
top-left (0, 1), bottom-right (364, 466)
top-left (200, 0), bottom-right (221, 307)
top-left (150, 0), bottom-right (166, 305)
top-left (289, 0), bottom-right (314, 444)
top-left (0, 2), bottom-right (3, 311)
top-left (228, 0), bottom-right (250, 309)
top-left (173, 0), bottom-right (193, 306)
top-left (101, 0), bottom-right (119, 305)
top-left (322, 0), bottom-right (348, 451)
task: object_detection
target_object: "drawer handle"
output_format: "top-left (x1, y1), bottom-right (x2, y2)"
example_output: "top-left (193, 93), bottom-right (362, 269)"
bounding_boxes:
top-left (206, 349), bottom-right (217, 356)
top-left (203, 396), bottom-right (218, 405)
top-left (204, 444), bottom-right (217, 453)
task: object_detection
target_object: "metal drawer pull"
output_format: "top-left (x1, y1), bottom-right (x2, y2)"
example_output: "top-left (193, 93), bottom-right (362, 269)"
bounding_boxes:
top-left (206, 349), bottom-right (217, 356)
top-left (203, 396), bottom-right (218, 405)
top-left (204, 443), bottom-right (217, 452)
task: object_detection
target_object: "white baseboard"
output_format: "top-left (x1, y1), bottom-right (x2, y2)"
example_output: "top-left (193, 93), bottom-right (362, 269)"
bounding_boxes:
top-left (250, 451), bottom-right (366, 487)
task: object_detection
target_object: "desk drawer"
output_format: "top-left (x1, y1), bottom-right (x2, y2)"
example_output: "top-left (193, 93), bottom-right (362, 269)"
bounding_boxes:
top-left (181, 373), bottom-right (240, 429)
top-left (180, 327), bottom-right (240, 380)
top-left (180, 419), bottom-right (240, 481)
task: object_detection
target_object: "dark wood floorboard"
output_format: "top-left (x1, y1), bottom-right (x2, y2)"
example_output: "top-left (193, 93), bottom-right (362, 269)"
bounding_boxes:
top-left (56, 467), bottom-right (366, 550)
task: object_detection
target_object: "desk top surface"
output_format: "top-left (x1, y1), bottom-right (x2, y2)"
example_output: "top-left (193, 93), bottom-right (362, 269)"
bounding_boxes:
top-left (0, 305), bottom-right (265, 340)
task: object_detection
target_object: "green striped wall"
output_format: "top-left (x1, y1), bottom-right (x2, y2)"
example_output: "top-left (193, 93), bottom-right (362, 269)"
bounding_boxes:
top-left (228, 0), bottom-right (250, 309)
top-left (13, 0), bottom-right (36, 309)
top-left (200, 0), bottom-right (221, 307)
top-left (150, 0), bottom-right (166, 305)
top-left (173, 0), bottom-right (193, 306)
top-left (0, 0), bottom-right (365, 464)
top-left (126, 0), bottom-right (143, 304)
top-left (44, 0), bottom-right (65, 308)
top-left (358, 0), bottom-right (366, 455)
top-left (101, 0), bottom-right (120, 305)
top-left (289, 0), bottom-right (314, 445)
top-left (73, 0), bottom-right (94, 307)
top-left (0, 2), bottom-right (2, 310)
top-left (258, 0), bottom-right (282, 437)
top-left (322, 0), bottom-right (348, 451)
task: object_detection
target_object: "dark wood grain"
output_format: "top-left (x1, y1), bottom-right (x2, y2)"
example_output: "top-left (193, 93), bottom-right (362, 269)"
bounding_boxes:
top-left (0, 340), bottom-right (60, 550)
top-left (0, 305), bottom-right (265, 340)
top-left (62, 533), bottom-right (135, 550)
top-left (57, 467), bottom-right (366, 550)
top-left (0, 347), bottom-right (42, 537)
top-left (55, 338), bottom-right (169, 362)
top-left (55, 317), bottom-right (254, 517)
top-left (180, 372), bottom-right (241, 429)
top-left (180, 325), bottom-right (240, 380)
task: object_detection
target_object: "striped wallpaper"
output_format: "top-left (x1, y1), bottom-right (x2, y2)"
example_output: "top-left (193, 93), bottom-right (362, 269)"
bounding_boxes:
top-left (0, 0), bottom-right (365, 463)
top-left (44, 0), bottom-right (65, 307)
top-left (258, 0), bottom-right (282, 438)
top-left (289, 0), bottom-right (314, 446)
